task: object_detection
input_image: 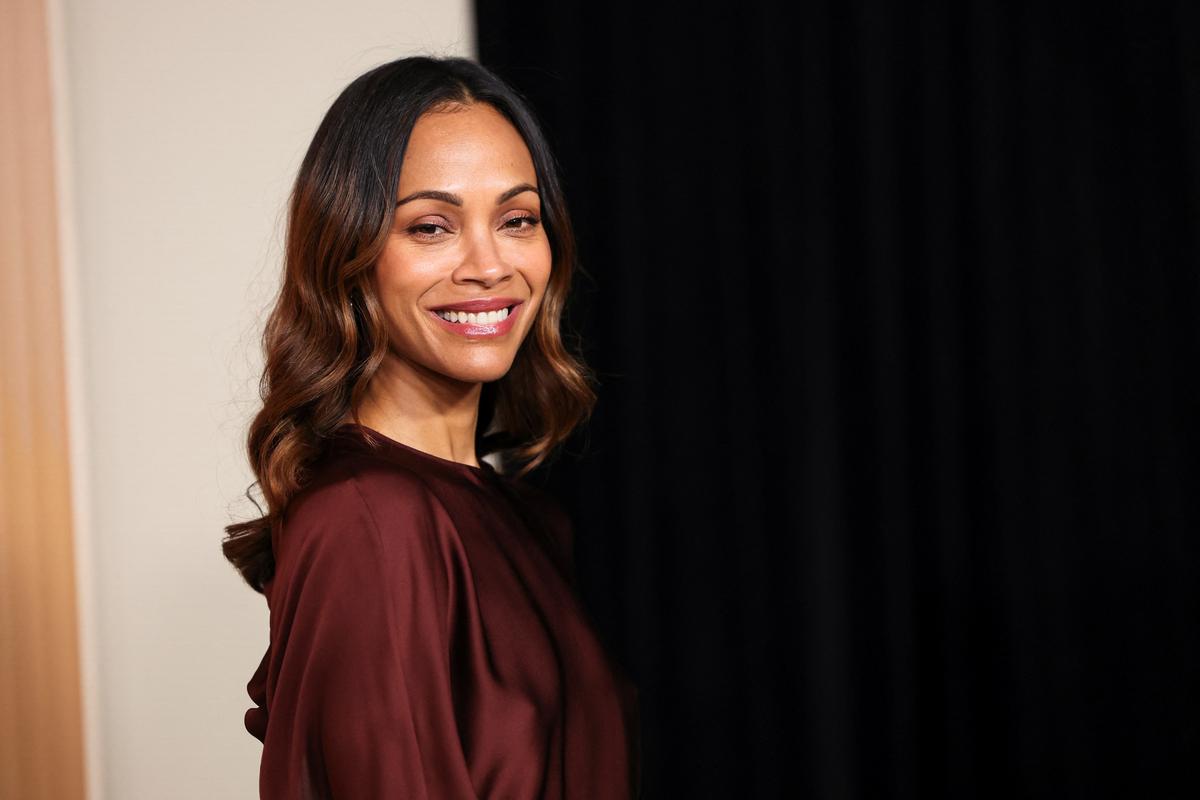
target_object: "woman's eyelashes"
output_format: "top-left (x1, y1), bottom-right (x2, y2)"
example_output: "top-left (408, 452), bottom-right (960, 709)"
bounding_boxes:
top-left (503, 214), bottom-right (541, 232)
top-left (408, 221), bottom-right (450, 239)
top-left (405, 214), bottom-right (541, 241)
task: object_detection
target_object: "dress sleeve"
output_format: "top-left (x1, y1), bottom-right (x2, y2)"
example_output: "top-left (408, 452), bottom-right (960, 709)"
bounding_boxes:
top-left (254, 471), bottom-right (477, 799)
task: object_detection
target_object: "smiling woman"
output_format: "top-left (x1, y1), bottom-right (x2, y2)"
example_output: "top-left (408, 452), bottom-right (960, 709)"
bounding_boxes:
top-left (223, 57), bottom-right (641, 799)
top-left (364, 103), bottom-right (552, 405)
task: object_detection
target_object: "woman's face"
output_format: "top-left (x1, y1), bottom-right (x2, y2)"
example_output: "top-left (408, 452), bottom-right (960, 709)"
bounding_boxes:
top-left (372, 102), bottom-right (551, 386)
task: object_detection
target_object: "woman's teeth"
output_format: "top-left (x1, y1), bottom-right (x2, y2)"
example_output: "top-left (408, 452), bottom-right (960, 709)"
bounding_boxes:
top-left (436, 306), bottom-right (510, 325)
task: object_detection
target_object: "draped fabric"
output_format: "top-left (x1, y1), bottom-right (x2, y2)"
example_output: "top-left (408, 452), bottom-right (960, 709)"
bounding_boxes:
top-left (475, 2), bottom-right (1200, 797)
top-left (246, 424), bottom-right (640, 798)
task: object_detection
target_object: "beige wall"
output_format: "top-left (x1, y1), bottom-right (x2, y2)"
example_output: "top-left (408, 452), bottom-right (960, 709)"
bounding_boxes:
top-left (52, 2), bottom-right (474, 797)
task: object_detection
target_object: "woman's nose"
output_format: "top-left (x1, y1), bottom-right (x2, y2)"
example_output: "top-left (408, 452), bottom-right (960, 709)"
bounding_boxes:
top-left (453, 225), bottom-right (514, 287)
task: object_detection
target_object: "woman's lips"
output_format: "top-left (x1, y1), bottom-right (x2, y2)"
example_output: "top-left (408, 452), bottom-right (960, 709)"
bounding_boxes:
top-left (428, 301), bottom-right (522, 338)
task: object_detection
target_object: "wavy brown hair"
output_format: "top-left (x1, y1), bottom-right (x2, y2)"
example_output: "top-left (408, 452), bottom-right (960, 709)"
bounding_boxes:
top-left (222, 56), bottom-right (597, 593)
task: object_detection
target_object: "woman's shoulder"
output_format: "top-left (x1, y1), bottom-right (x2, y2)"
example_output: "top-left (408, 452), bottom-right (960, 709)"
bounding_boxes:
top-left (278, 442), bottom-right (456, 562)
top-left (289, 441), bottom-right (441, 514)
top-left (265, 446), bottom-right (463, 629)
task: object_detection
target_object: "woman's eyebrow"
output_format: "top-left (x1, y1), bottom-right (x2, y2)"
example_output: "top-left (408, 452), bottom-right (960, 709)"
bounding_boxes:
top-left (497, 183), bottom-right (539, 204)
top-left (395, 183), bottom-right (539, 208)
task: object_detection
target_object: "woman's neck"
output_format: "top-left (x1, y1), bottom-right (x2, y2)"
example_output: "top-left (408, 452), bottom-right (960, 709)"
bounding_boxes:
top-left (345, 355), bottom-right (483, 468)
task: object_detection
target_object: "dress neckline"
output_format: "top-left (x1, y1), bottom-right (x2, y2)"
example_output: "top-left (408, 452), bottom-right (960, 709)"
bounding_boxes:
top-left (334, 422), bottom-right (497, 477)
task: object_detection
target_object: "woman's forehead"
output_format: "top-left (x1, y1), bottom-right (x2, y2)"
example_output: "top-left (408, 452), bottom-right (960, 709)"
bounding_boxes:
top-left (398, 104), bottom-right (537, 192)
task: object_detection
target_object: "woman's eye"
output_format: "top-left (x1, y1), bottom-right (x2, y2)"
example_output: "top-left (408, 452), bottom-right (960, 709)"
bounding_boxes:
top-left (408, 222), bottom-right (448, 239)
top-left (504, 215), bottom-right (540, 231)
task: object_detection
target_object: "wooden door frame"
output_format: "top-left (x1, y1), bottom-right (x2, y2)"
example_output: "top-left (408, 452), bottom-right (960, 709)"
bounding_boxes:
top-left (1, 0), bottom-right (89, 796)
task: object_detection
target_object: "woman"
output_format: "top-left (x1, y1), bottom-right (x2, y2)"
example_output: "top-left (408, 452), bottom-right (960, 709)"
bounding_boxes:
top-left (223, 56), bottom-right (641, 799)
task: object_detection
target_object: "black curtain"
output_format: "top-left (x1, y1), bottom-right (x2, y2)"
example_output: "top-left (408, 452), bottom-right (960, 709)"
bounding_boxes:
top-left (475, 2), bottom-right (1199, 797)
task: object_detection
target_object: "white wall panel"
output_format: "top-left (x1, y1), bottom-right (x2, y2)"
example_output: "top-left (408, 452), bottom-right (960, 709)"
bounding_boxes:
top-left (52, 3), bottom-right (475, 796)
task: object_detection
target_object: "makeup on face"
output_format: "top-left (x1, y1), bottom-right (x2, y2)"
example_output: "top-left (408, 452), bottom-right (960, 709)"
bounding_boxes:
top-left (426, 298), bottom-right (525, 338)
top-left (372, 103), bottom-right (551, 384)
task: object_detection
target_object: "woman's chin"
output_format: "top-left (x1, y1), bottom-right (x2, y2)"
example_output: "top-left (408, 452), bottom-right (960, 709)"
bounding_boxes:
top-left (440, 359), bottom-right (517, 386)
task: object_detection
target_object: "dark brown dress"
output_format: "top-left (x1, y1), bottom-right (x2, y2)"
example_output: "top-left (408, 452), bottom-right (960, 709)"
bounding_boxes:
top-left (244, 423), bottom-right (641, 799)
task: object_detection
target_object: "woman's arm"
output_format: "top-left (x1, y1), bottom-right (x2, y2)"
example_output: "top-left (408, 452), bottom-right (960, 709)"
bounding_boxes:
top-left (255, 471), bottom-right (477, 799)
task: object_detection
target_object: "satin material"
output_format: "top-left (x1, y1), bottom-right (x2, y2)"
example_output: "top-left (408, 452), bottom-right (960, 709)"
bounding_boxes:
top-left (245, 423), bottom-right (640, 799)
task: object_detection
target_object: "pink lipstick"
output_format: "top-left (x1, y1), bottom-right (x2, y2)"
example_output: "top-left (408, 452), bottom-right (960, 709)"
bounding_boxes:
top-left (428, 299), bottom-right (523, 338)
